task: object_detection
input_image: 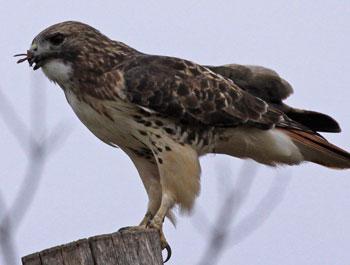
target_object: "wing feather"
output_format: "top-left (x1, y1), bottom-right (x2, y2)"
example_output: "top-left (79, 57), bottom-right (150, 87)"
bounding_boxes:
top-left (119, 55), bottom-right (281, 128)
top-left (206, 64), bottom-right (293, 103)
top-left (207, 64), bottom-right (341, 132)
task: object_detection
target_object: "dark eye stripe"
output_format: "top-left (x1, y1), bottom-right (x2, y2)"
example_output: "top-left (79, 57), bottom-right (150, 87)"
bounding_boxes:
top-left (48, 33), bottom-right (65, 46)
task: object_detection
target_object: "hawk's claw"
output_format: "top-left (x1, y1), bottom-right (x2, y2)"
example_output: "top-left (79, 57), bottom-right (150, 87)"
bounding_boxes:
top-left (147, 216), bottom-right (172, 262)
top-left (118, 225), bottom-right (172, 262)
top-left (163, 243), bottom-right (172, 263)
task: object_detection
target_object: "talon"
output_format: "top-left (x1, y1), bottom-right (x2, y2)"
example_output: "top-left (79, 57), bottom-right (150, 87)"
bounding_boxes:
top-left (155, 226), bottom-right (171, 262)
top-left (163, 243), bottom-right (172, 263)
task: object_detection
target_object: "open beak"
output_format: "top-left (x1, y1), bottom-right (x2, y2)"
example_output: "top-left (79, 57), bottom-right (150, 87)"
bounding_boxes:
top-left (14, 45), bottom-right (43, 70)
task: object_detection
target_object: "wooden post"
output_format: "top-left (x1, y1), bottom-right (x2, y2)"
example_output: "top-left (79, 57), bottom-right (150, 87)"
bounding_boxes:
top-left (22, 230), bottom-right (163, 265)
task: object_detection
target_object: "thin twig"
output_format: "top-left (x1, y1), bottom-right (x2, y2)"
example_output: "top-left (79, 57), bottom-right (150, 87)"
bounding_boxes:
top-left (0, 145), bottom-right (47, 229)
top-left (197, 160), bottom-right (258, 265)
top-left (0, 79), bottom-right (71, 265)
top-left (228, 170), bottom-right (292, 245)
top-left (44, 120), bottom-right (74, 155)
top-left (191, 205), bottom-right (213, 236)
top-left (0, 89), bottom-right (37, 153)
top-left (0, 226), bottom-right (17, 265)
top-left (196, 162), bottom-right (291, 265)
top-left (0, 192), bottom-right (17, 265)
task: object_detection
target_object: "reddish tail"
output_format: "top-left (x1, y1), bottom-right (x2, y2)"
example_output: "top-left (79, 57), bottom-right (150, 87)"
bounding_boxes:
top-left (280, 129), bottom-right (350, 169)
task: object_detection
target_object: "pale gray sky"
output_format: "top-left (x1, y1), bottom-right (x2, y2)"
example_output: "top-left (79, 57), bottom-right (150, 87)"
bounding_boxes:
top-left (1, 1), bottom-right (349, 265)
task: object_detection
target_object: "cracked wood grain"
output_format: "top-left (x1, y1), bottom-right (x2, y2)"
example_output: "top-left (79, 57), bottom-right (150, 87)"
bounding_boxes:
top-left (22, 230), bottom-right (163, 265)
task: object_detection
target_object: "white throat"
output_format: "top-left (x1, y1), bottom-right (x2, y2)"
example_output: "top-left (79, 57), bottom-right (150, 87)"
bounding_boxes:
top-left (42, 59), bottom-right (72, 84)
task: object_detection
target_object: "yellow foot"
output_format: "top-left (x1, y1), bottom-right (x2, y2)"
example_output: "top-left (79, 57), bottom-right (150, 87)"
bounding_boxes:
top-left (139, 212), bottom-right (153, 227)
top-left (148, 221), bottom-right (172, 263)
top-left (160, 234), bottom-right (171, 263)
top-left (119, 224), bottom-right (171, 262)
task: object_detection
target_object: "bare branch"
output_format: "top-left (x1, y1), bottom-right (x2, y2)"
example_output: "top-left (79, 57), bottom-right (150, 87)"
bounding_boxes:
top-left (191, 204), bottom-right (213, 236)
top-left (0, 192), bottom-right (18, 265)
top-left (228, 170), bottom-right (292, 245)
top-left (0, 144), bottom-right (47, 229)
top-left (196, 161), bottom-right (291, 265)
top-left (30, 76), bottom-right (46, 141)
top-left (0, 88), bottom-right (36, 153)
top-left (214, 159), bottom-right (233, 196)
top-left (44, 120), bottom-right (74, 155)
top-left (0, 225), bottom-right (17, 265)
top-left (196, 160), bottom-right (258, 265)
top-left (0, 78), bottom-right (72, 265)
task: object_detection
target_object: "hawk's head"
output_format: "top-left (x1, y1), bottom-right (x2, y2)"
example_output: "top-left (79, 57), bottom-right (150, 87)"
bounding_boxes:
top-left (16, 21), bottom-right (136, 83)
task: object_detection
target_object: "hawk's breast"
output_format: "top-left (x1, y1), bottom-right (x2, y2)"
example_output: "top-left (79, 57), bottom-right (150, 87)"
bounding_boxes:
top-left (64, 89), bottom-right (145, 149)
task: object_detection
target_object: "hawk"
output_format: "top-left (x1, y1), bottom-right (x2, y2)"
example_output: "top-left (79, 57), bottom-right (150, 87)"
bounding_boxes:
top-left (16, 21), bottom-right (350, 261)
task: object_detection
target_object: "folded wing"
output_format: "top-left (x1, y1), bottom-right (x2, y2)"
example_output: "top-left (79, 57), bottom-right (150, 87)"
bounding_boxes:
top-left (120, 55), bottom-right (281, 129)
top-left (207, 64), bottom-right (341, 133)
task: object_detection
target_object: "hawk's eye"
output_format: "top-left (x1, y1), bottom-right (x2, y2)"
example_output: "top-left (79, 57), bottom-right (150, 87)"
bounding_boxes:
top-left (48, 33), bottom-right (65, 46)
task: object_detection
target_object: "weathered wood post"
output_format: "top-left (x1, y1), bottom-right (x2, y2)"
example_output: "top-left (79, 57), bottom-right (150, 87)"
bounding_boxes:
top-left (22, 230), bottom-right (163, 265)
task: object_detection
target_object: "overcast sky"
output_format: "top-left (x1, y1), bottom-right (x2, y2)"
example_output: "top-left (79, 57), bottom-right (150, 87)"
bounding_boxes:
top-left (1, 1), bottom-right (349, 265)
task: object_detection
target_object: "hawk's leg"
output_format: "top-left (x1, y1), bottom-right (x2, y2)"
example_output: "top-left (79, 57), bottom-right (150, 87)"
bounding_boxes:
top-left (124, 148), bottom-right (162, 226)
top-left (139, 211), bottom-right (153, 227)
top-left (147, 192), bottom-right (174, 263)
top-left (120, 146), bottom-right (173, 261)
top-left (146, 137), bottom-right (201, 261)
top-left (148, 193), bottom-right (175, 248)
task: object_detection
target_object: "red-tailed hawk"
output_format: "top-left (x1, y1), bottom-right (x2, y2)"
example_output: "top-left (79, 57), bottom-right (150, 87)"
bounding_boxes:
top-left (16, 21), bottom-right (350, 261)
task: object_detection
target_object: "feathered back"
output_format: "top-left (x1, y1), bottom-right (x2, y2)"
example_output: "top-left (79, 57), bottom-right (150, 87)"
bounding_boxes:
top-left (207, 64), bottom-right (341, 133)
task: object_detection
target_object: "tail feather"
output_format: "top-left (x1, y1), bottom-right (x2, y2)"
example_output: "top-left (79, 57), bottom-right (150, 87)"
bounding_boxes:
top-left (284, 108), bottom-right (341, 133)
top-left (280, 128), bottom-right (350, 169)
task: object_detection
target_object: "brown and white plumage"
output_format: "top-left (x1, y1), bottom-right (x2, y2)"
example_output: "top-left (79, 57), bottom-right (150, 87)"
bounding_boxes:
top-left (207, 64), bottom-right (341, 132)
top-left (16, 21), bottom-right (350, 260)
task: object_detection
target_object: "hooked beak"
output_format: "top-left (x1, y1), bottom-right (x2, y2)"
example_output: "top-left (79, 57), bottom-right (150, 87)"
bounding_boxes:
top-left (14, 43), bottom-right (43, 70)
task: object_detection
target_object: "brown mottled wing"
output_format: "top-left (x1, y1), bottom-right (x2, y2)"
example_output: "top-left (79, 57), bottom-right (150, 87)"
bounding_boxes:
top-left (119, 55), bottom-right (281, 128)
top-left (207, 64), bottom-right (341, 133)
top-left (205, 64), bottom-right (293, 104)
